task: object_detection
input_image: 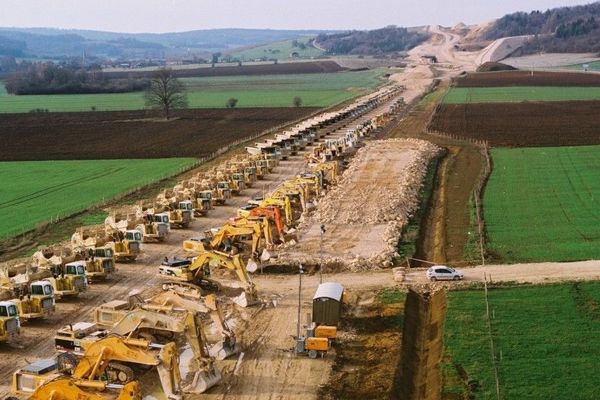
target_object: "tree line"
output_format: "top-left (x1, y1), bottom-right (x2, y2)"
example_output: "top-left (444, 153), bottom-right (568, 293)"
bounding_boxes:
top-left (316, 26), bottom-right (429, 55)
top-left (5, 63), bottom-right (150, 95)
top-left (483, 2), bottom-right (600, 53)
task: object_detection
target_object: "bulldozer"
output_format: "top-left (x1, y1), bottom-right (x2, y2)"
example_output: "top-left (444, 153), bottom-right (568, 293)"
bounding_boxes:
top-left (47, 262), bottom-right (88, 298)
top-left (104, 217), bottom-right (143, 262)
top-left (12, 335), bottom-right (182, 399)
top-left (136, 212), bottom-right (170, 242)
top-left (0, 300), bottom-right (20, 343)
top-left (191, 191), bottom-right (213, 217)
top-left (73, 226), bottom-right (136, 265)
top-left (159, 249), bottom-right (258, 308)
top-left (10, 280), bottom-right (55, 321)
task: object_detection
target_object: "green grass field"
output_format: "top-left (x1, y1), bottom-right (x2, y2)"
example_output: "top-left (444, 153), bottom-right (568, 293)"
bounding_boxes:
top-left (0, 70), bottom-right (385, 113)
top-left (227, 39), bottom-right (324, 61)
top-left (443, 86), bottom-right (600, 104)
top-left (443, 284), bottom-right (600, 399)
top-left (484, 146), bottom-right (600, 262)
top-left (0, 158), bottom-right (197, 238)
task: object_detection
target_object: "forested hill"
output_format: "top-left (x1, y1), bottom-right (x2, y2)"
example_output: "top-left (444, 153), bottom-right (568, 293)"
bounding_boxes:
top-left (315, 26), bottom-right (429, 55)
top-left (482, 1), bottom-right (600, 53)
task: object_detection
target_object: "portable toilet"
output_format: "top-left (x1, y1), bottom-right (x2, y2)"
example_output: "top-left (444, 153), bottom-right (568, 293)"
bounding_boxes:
top-left (312, 282), bottom-right (344, 326)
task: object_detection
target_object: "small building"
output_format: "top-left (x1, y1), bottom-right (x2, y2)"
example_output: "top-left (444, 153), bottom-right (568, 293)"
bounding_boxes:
top-left (312, 282), bottom-right (344, 326)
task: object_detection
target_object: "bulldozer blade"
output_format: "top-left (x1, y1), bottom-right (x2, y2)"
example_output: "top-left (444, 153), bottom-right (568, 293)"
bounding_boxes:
top-left (184, 365), bottom-right (222, 394)
top-left (210, 340), bottom-right (241, 360)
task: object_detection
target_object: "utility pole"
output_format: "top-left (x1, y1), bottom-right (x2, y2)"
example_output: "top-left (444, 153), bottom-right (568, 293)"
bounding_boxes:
top-left (295, 264), bottom-right (304, 353)
top-left (319, 224), bottom-right (326, 284)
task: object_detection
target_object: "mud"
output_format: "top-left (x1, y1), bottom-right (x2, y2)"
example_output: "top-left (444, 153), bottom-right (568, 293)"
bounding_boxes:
top-left (318, 290), bottom-right (405, 400)
top-left (395, 288), bottom-right (446, 400)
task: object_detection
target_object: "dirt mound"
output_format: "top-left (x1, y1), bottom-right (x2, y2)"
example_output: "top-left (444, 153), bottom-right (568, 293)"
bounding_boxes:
top-left (453, 70), bottom-right (600, 87)
top-left (0, 108), bottom-right (317, 161)
top-left (104, 61), bottom-right (345, 79)
top-left (476, 61), bottom-right (517, 72)
top-left (430, 101), bottom-right (600, 147)
top-left (278, 138), bottom-right (442, 271)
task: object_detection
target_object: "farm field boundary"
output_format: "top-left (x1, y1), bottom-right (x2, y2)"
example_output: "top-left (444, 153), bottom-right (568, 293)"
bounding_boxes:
top-left (484, 145), bottom-right (600, 263)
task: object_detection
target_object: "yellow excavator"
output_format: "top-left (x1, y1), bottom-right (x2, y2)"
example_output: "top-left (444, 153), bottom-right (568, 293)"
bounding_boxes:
top-left (259, 197), bottom-right (294, 226)
top-left (12, 335), bottom-right (182, 399)
top-left (314, 161), bottom-right (339, 186)
top-left (159, 249), bottom-right (258, 307)
top-left (183, 219), bottom-right (274, 269)
top-left (148, 291), bottom-right (240, 360)
top-left (108, 309), bottom-right (221, 394)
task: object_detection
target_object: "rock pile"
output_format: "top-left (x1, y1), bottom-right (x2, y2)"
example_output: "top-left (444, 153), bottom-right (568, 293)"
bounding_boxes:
top-left (278, 138), bottom-right (442, 271)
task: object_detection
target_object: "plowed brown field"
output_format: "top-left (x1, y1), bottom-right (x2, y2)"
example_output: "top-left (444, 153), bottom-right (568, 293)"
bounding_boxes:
top-left (104, 61), bottom-right (344, 79)
top-left (453, 70), bottom-right (600, 87)
top-left (429, 101), bottom-right (600, 147)
top-left (0, 108), bottom-right (317, 161)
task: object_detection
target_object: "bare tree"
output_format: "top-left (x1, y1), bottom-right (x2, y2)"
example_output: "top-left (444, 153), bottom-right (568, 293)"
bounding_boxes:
top-left (145, 68), bottom-right (187, 120)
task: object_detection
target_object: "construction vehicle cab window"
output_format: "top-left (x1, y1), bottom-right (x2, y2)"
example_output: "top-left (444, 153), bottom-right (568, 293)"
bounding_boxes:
top-left (0, 304), bottom-right (18, 317)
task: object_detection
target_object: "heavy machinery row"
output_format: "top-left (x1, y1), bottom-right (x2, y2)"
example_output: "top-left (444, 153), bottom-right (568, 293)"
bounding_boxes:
top-left (0, 84), bottom-right (404, 399)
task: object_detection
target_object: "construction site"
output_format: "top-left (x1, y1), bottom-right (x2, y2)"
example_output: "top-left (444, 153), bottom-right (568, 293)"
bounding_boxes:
top-left (0, 75), bottom-right (425, 399)
top-left (1, 17), bottom-right (600, 400)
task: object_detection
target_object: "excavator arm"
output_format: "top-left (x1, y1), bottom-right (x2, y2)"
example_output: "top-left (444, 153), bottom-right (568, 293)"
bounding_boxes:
top-left (72, 336), bottom-right (157, 381)
top-left (26, 378), bottom-right (141, 400)
top-left (260, 197), bottom-right (293, 226)
top-left (109, 309), bottom-right (221, 394)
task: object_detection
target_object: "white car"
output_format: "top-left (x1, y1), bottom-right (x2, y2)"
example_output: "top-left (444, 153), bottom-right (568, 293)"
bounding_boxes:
top-left (426, 266), bottom-right (464, 281)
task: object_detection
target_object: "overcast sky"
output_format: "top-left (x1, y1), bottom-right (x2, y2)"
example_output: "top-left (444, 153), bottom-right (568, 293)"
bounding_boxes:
top-left (0, 0), bottom-right (594, 33)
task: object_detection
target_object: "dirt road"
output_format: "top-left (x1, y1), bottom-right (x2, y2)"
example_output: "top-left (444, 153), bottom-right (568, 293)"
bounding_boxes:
top-left (404, 260), bottom-right (600, 284)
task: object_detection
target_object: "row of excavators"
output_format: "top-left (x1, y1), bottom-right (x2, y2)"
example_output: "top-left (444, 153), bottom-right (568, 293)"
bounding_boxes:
top-left (1, 85), bottom-right (404, 399)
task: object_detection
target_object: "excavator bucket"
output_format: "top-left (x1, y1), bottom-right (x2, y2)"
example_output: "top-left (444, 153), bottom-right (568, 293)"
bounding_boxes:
top-left (156, 342), bottom-right (183, 400)
top-left (232, 289), bottom-right (260, 308)
top-left (210, 339), bottom-right (241, 360)
top-left (184, 364), bottom-right (222, 394)
top-left (246, 258), bottom-right (258, 273)
top-left (260, 249), bottom-right (271, 262)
